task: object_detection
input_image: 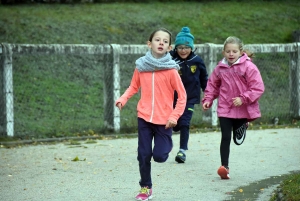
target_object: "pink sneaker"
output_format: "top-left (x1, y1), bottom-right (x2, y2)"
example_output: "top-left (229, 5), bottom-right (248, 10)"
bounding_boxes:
top-left (217, 166), bottom-right (230, 179)
top-left (135, 187), bottom-right (153, 201)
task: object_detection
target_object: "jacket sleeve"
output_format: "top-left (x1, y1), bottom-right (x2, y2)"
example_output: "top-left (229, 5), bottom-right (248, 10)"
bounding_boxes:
top-left (169, 69), bottom-right (187, 123)
top-left (202, 68), bottom-right (220, 106)
top-left (240, 63), bottom-right (265, 104)
top-left (198, 59), bottom-right (208, 92)
top-left (115, 68), bottom-right (140, 107)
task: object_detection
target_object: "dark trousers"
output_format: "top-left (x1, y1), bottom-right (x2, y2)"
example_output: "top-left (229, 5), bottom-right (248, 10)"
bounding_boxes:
top-left (219, 117), bottom-right (247, 167)
top-left (137, 118), bottom-right (173, 188)
top-left (173, 103), bottom-right (194, 150)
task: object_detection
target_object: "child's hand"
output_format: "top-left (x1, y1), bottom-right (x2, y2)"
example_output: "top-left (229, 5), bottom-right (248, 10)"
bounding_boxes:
top-left (165, 120), bottom-right (176, 129)
top-left (202, 102), bottom-right (210, 110)
top-left (116, 102), bottom-right (123, 111)
top-left (232, 97), bottom-right (242, 106)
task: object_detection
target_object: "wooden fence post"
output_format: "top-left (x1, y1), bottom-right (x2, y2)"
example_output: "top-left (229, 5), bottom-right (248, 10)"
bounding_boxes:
top-left (289, 42), bottom-right (300, 118)
top-left (103, 44), bottom-right (120, 132)
top-left (0, 45), bottom-right (4, 136)
top-left (0, 43), bottom-right (14, 136)
top-left (111, 44), bottom-right (120, 132)
top-left (201, 43), bottom-right (221, 126)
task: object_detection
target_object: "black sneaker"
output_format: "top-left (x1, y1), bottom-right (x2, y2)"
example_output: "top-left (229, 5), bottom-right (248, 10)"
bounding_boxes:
top-left (233, 122), bottom-right (249, 145)
top-left (175, 151), bottom-right (186, 163)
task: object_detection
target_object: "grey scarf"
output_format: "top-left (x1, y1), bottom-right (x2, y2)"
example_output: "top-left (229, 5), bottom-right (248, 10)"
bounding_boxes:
top-left (135, 51), bottom-right (180, 72)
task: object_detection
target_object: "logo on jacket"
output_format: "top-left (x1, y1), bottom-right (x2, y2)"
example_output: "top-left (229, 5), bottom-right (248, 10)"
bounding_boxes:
top-left (191, 65), bottom-right (197, 73)
top-left (178, 70), bottom-right (182, 75)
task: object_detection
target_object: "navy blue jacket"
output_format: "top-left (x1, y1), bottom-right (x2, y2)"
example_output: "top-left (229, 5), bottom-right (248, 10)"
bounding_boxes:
top-left (170, 49), bottom-right (208, 104)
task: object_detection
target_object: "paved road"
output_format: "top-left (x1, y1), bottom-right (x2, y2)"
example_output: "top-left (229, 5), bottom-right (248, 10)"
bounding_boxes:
top-left (1, 128), bottom-right (299, 201)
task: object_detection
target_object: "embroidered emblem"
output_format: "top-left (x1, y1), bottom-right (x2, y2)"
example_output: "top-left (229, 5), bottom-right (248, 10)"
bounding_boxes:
top-left (191, 65), bottom-right (196, 73)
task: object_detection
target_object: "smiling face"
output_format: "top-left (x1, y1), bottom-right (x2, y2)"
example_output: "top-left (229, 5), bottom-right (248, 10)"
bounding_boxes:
top-left (176, 45), bottom-right (192, 59)
top-left (147, 30), bottom-right (172, 59)
top-left (222, 43), bottom-right (243, 65)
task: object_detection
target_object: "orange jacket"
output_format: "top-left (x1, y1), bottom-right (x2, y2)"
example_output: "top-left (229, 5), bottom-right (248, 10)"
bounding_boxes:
top-left (116, 68), bottom-right (187, 125)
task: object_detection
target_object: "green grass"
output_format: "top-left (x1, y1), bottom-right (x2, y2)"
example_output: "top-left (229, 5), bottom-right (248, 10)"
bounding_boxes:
top-left (0, 1), bottom-right (300, 138)
top-left (12, 54), bottom-right (105, 138)
top-left (1, 1), bottom-right (299, 44)
top-left (270, 173), bottom-right (300, 201)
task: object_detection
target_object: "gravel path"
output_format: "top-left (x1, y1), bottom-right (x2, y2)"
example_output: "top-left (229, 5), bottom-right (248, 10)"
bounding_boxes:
top-left (1, 128), bottom-right (299, 201)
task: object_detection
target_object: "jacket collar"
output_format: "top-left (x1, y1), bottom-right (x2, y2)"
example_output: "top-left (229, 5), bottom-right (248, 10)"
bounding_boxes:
top-left (220, 53), bottom-right (250, 67)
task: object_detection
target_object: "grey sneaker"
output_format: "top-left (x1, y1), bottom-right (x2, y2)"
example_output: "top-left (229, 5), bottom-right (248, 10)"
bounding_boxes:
top-left (175, 151), bottom-right (186, 163)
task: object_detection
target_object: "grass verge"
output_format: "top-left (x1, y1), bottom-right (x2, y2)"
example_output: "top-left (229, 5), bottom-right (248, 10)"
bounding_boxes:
top-left (270, 173), bottom-right (300, 201)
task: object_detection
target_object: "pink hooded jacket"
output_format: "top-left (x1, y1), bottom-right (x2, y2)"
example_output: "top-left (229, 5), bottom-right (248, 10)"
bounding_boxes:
top-left (202, 53), bottom-right (264, 121)
top-left (116, 68), bottom-right (187, 125)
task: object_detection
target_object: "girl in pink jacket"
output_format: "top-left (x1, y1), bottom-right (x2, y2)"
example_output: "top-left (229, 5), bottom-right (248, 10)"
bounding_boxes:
top-left (116, 28), bottom-right (186, 201)
top-left (202, 36), bottom-right (264, 180)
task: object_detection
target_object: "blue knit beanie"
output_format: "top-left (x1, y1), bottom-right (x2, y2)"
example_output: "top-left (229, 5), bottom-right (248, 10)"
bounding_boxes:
top-left (175, 27), bottom-right (194, 49)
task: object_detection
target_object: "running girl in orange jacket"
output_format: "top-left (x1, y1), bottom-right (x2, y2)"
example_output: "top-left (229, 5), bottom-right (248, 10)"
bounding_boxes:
top-left (115, 28), bottom-right (187, 201)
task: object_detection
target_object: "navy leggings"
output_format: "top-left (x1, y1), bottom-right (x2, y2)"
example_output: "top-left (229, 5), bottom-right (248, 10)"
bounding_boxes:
top-left (137, 118), bottom-right (173, 188)
top-left (219, 117), bottom-right (247, 167)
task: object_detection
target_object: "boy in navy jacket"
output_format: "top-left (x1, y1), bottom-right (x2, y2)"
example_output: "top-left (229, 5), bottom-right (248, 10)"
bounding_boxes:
top-left (170, 27), bottom-right (208, 163)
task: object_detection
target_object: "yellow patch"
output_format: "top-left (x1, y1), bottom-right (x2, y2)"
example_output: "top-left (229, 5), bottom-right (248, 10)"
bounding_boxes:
top-left (191, 65), bottom-right (197, 73)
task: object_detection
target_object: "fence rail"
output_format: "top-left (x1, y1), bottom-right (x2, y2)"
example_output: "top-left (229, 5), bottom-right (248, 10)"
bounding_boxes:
top-left (0, 43), bottom-right (299, 137)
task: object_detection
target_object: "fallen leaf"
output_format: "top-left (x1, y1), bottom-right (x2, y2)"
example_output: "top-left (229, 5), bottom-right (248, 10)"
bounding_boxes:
top-left (72, 156), bottom-right (79, 161)
top-left (71, 156), bottom-right (86, 162)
